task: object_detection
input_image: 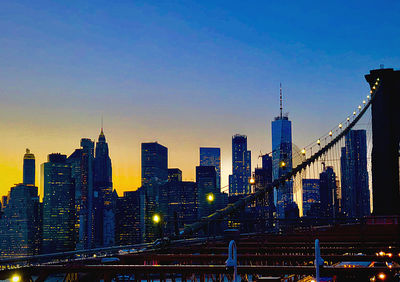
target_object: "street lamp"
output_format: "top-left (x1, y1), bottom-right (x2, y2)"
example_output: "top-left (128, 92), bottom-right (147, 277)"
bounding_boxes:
top-left (12, 275), bottom-right (21, 282)
top-left (207, 193), bottom-right (215, 203)
top-left (152, 213), bottom-right (161, 224)
top-left (249, 178), bottom-right (255, 184)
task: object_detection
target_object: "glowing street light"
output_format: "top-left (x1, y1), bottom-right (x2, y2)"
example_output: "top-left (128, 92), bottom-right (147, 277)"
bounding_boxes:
top-left (301, 148), bottom-right (306, 155)
top-left (12, 275), bottom-right (21, 282)
top-left (207, 193), bottom-right (215, 203)
top-left (280, 161), bottom-right (286, 168)
top-left (317, 139), bottom-right (321, 145)
top-left (152, 214), bottom-right (161, 224)
top-left (249, 178), bottom-right (255, 184)
top-left (339, 123), bottom-right (342, 129)
top-left (329, 131), bottom-right (333, 136)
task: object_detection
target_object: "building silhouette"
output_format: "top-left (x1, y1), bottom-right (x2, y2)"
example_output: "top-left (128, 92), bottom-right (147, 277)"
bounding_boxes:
top-left (115, 191), bottom-right (141, 245)
top-left (341, 130), bottom-right (370, 218)
top-left (141, 142), bottom-right (168, 242)
top-left (23, 148), bottom-right (35, 186)
top-left (196, 166), bottom-right (218, 218)
top-left (0, 150), bottom-right (40, 257)
top-left (67, 138), bottom-right (95, 249)
top-left (94, 129), bottom-right (114, 247)
top-left (229, 135), bottom-right (251, 195)
top-left (319, 166), bottom-right (337, 219)
top-left (42, 154), bottom-right (75, 253)
top-left (200, 148), bottom-right (221, 190)
top-left (302, 179), bottom-right (320, 217)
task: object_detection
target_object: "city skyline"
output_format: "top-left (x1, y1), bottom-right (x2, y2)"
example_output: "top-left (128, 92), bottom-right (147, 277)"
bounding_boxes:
top-left (1, 1), bottom-right (400, 198)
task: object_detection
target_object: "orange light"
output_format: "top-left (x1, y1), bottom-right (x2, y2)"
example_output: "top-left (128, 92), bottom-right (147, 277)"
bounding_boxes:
top-left (378, 273), bottom-right (386, 280)
top-left (387, 253), bottom-right (392, 258)
top-left (249, 178), bottom-right (255, 184)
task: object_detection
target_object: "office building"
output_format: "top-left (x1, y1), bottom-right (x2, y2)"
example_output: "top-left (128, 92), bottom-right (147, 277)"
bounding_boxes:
top-left (341, 130), bottom-right (370, 218)
top-left (271, 85), bottom-right (293, 219)
top-left (42, 153), bottom-right (75, 253)
top-left (200, 147), bottom-right (221, 190)
top-left (67, 138), bottom-right (95, 249)
top-left (141, 142), bottom-right (168, 242)
top-left (320, 166), bottom-right (337, 219)
top-left (94, 129), bottom-right (114, 247)
top-left (302, 179), bottom-right (320, 217)
top-left (115, 191), bottom-right (141, 245)
top-left (23, 148), bottom-right (35, 186)
top-left (229, 135), bottom-right (251, 195)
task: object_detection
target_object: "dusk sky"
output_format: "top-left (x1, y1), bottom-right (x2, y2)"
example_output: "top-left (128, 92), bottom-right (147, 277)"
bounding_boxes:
top-left (1, 0), bottom-right (399, 198)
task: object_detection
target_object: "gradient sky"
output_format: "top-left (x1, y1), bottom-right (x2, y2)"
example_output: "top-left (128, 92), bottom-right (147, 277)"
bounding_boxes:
top-left (1, 0), bottom-right (400, 198)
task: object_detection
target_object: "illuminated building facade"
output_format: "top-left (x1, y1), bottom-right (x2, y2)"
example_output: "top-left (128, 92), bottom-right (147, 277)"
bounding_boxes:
top-left (42, 153), bottom-right (75, 253)
top-left (229, 135), bottom-right (251, 195)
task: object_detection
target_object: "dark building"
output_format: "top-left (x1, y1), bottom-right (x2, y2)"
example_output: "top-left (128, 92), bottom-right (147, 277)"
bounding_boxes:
top-left (160, 180), bottom-right (198, 235)
top-left (341, 130), bottom-right (370, 218)
top-left (365, 68), bottom-right (400, 215)
top-left (200, 148), bottom-right (221, 190)
top-left (168, 168), bottom-right (182, 182)
top-left (319, 166), bottom-right (337, 219)
top-left (115, 191), bottom-right (141, 245)
top-left (141, 142), bottom-right (168, 242)
top-left (42, 154), bottom-right (75, 253)
top-left (302, 179), bottom-right (320, 217)
top-left (229, 135), bottom-right (251, 195)
top-left (0, 184), bottom-right (40, 257)
top-left (23, 148), bottom-right (35, 186)
top-left (196, 166), bottom-right (218, 218)
top-left (67, 138), bottom-right (95, 249)
top-left (253, 154), bottom-right (275, 230)
top-left (94, 129), bottom-right (114, 247)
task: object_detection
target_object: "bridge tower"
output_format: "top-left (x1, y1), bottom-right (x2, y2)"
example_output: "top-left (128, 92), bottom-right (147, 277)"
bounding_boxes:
top-left (365, 68), bottom-right (400, 215)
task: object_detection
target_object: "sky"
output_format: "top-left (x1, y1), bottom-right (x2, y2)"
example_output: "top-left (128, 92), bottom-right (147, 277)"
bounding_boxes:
top-left (1, 0), bottom-right (399, 198)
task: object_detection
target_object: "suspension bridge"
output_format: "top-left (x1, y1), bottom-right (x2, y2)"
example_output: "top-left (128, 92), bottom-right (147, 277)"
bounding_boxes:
top-left (1, 68), bottom-right (400, 281)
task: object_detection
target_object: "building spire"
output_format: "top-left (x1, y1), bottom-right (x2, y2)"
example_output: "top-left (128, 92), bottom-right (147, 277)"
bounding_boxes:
top-left (280, 83), bottom-right (283, 118)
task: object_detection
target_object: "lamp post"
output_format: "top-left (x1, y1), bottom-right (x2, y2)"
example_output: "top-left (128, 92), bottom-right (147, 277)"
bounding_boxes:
top-left (152, 213), bottom-right (163, 239)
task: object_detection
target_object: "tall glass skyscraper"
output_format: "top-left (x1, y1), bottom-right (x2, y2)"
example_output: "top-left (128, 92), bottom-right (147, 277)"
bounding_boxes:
top-left (200, 147), bottom-right (221, 190)
top-left (229, 134), bottom-right (251, 195)
top-left (42, 153), bottom-right (75, 253)
top-left (23, 148), bottom-right (35, 186)
top-left (272, 114), bottom-right (293, 219)
top-left (319, 166), bottom-right (337, 218)
top-left (341, 130), bottom-right (370, 218)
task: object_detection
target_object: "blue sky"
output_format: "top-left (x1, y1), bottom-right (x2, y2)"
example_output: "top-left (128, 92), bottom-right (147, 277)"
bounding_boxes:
top-left (1, 0), bottom-right (399, 194)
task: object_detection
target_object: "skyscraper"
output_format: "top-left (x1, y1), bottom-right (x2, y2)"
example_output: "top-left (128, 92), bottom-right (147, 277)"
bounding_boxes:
top-left (196, 166), bottom-right (218, 218)
top-left (23, 148), bottom-right (35, 186)
top-left (0, 150), bottom-right (40, 257)
top-left (271, 84), bottom-right (293, 219)
top-left (141, 142), bottom-right (168, 242)
top-left (200, 148), bottom-right (221, 190)
top-left (67, 138), bottom-right (95, 249)
top-left (94, 129), bottom-right (114, 247)
top-left (42, 153), bottom-right (75, 253)
top-left (229, 135), bottom-right (251, 195)
top-left (302, 179), bottom-right (320, 217)
top-left (0, 184), bottom-right (40, 257)
top-left (341, 130), bottom-right (370, 218)
top-left (115, 191), bottom-right (141, 245)
top-left (319, 166), bottom-right (337, 219)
